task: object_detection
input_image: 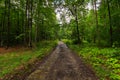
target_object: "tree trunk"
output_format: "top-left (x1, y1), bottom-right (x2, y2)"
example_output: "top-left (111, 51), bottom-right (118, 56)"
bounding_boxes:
top-left (0, 13), bottom-right (3, 47)
top-left (16, 11), bottom-right (20, 44)
top-left (24, 0), bottom-right (27, 45)
top-left (30, 0), bottom-right (33, 47)
top-left (106, 0), bottom-right (113, 46)
top-left (35, 22), bottom-right (37, 43)
top-left (94, 0), bottom-right (99, 44)
top-left (27, 0), bottom-right (33, 47)
top-left (6, 0), bottom-right (10, 49)
top-left (35, 9), bottom-right (39, 43)
top-left (22, 12), bottom-right (25, 43)
top-left (2, 1), bottom-right (7, 47)
top-left (75, 6), bottom-right (81, 44)
top-left (91, 0), bottom-right (96, 43)
top-left (25, 0), bottom-right (29, 46)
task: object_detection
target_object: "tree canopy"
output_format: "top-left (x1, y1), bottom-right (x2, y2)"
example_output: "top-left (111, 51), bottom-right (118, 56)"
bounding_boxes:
top-left (0, 0), bottom-right (120, 47)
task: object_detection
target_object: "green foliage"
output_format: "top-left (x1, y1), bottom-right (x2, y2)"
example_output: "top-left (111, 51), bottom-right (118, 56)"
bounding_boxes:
top-left (0, 0), bottom-right (58, 47)
top-left (0, 41), bottom-right (57, 78)
top-left (62, 39), bottom-right (73, 45)
top-left (0, 0), bottom-right (119, 47)
top-left (69, 44), bottom-right (120, 80)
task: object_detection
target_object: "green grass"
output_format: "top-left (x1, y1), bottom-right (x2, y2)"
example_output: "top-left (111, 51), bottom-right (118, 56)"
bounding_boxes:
top-left (0, 41), bottom-right (57, 78)
top-left (69, 44), bottom-right (120, 80)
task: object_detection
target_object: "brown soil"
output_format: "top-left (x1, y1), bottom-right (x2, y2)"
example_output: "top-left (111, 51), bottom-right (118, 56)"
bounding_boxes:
top-left (25, 42), bottom-right (99, 80)
top-left (0, 46), bottom-right (29, 54)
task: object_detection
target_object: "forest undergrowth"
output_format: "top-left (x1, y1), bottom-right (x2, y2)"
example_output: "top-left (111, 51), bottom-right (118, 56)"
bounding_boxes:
top-left (63, 39), bottom-right (120, 80)
top-left (0, 41), bottom-right (57, 79)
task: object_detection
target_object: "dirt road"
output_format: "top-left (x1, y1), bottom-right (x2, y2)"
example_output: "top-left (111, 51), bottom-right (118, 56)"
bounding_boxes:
top-left (25, 42), bottom-right (98, 80)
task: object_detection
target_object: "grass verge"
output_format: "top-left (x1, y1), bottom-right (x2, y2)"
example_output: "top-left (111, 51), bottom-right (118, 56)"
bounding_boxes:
top-left (68, 44), bottom-right (120, 80)
top-left (0, 40), bottom-right (57, 80)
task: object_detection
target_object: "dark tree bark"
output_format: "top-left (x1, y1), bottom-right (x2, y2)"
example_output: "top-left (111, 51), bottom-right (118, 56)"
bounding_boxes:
top-left (1, 1), bottom-right (7, 47)
top-left (91, 0), bottom-right (96, 43)
top-left (25, 0), bottom-right (29, 46)
top-left (74, 6), bottom-right (81, 44)
top-left (21, 12), bottom-right (25, 43)
top-left (28, 0), bottom-right (33, 47)
top-left (35, 6), bottom-right (40, 43)
top-left (24, 0), bottom-right (28, 46)
top-left (94, 0), bottom-right (99, 44)
top-left (25, 0), bottom-right (33, 47)
top-left (117, 0), bottom-right (120, 8)
top-left (68, 4), bottom-right (81, 44)
top-left (0, 13), bottom-right (4, 47)
top-left (5, 0), bottom-right (11, 48)
top-left (35, 23), bottom-right (38, 43)
top-left (106, 0), bottom-right (113, 46)
top-left (16, 11), bottom-right (20, 44)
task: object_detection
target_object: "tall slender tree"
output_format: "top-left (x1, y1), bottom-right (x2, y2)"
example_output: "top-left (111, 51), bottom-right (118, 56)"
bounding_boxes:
top-left (106, 0), bottom-right (113, 46)
top-left (74, 5), bottom-right (81, 44)
top-left (5, 0), bottom-right (11, 48)
top-left (28, 0), bottom-right (33, 47)
top-left (93, 0), bottom-right (99, 43)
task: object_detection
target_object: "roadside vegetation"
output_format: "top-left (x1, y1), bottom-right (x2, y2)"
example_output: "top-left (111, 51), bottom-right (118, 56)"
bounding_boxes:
top-left (63, 39), bottom-right (120, 80)
top-left (0, 0), bottom-right (120, 79)
top-left (0, 41), bottom-right (57, 79)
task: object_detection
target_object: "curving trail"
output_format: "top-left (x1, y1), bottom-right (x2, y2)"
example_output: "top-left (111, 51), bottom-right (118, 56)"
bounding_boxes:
top-left (25, 42), bottom-right (98, 80)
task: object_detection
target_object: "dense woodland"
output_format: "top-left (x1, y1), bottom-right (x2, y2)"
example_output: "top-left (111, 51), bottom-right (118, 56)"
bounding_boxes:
top-left (0, 0), bottom-right (120, 47)
top-left (0, 0), bottom-right (120, 80)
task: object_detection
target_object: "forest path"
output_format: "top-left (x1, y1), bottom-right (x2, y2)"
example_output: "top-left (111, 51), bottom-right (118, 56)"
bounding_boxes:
top-left (25, 42), bottom-right (98, 80)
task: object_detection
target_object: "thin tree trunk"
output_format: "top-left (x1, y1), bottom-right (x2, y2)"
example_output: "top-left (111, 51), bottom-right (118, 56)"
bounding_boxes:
top-left (24, 0), bottom-right (28, 46)
top-left (103, 0), bottom-right (107, 28)
top-left (28, 0), bottom-right (33, 47)
top-left (20, 0), bottom-right (25, 44)
top-left (75, 6), bottom-right (81, 44)
top-left (16, 11), bottom-right (20, 44)
top-left (35, 12), bottom-right (39, 43)
top-left (6, 0), bottom-right (10, 48)
top-left (27, 0), bottom-right (33, 47)
top-left (2, 1), bottom-right (7, 47)
top-left (106, 0), bottom-right (113, 46)
top-left (35, 22), bottom-right (37, 43)
top-left (91, 0), bottom-right (96, 43)
top-left (0, 13), bottom-right (3, 47)
top-left (22, 12), bottom-right (25, 43)
top-left (117, 0), bottom-right (120, 8)
top-left (94, 0), bottom-right (99, 44)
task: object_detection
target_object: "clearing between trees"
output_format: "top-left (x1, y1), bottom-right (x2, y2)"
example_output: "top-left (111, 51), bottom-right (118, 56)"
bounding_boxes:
top-left (25, 42), bottom-right (98, 80)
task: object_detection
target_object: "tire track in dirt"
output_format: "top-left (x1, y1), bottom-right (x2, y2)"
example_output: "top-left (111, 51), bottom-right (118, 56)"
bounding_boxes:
top-left (25, 42), bottom-right (98, 80)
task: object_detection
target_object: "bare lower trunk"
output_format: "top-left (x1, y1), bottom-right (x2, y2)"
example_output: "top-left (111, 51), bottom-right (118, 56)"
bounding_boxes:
top-left (92, 0), bottom-right (96, 43)
top-left (28, 0), bottom-right (33, 47)
top-left (106, 0), bottom-right (113, 47)
top-left (6, 0), bottom-right (10, 49)
top-left (35, 23), bottom-right (38, 43)
top-left (94, 0), bottom-right (99, 44)
top-left (75, 6), bottom-right (81, 44)
top-left (0, 13), bottom-right (3, 47)
top-left (28, 18), bottom-right (32, 47)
